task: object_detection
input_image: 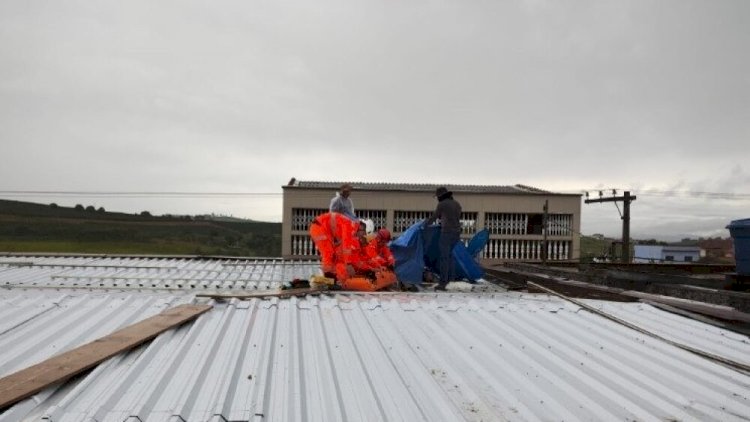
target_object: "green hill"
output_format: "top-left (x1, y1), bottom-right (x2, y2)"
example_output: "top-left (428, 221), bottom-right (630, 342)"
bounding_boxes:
top-left (0, 199), bottom-right (281, 256)
top-left (579, 234), bottom-right (615, 262)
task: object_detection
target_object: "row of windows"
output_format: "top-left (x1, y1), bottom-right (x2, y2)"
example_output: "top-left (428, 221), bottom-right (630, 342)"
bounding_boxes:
top-left (485, 213), bottom-right (572, 236)
top-left (289, 235), bottom-right (572, 261)
top-left (665, 255), bottom-right (693, 262)
top-left (291, 208), bottom-right (573, 236)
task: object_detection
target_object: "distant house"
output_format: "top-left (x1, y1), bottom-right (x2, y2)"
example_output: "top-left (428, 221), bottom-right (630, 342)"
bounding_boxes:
top-left (698, 238), bottom-right (735, 262)
top-left (634, 244), bottom-right (702, 263)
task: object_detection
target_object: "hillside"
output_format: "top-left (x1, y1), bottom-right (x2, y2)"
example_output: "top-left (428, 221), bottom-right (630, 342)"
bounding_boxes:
top-left (0, 199), bottom-right (281, 256)
top-left (579, 235), bottom-right (615, 262)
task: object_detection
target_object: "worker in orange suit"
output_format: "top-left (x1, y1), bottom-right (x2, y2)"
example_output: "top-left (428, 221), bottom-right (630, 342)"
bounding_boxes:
top-left (309, 212), bottom-right (360, 280)
top-left (351, 222), bottom-right (381, 274)
top-left (364, 228), bottom-right (395, 270)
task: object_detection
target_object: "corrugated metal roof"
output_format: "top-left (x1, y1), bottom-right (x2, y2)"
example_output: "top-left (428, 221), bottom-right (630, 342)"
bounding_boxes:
top-left (2, 286), bottom-right (750, 421)
top-left (662, 246), bottom-right (702, 252)
top-left (284, 180), bottom-right (562, 195)
top-left (0, 256), bottom-right (320, 291)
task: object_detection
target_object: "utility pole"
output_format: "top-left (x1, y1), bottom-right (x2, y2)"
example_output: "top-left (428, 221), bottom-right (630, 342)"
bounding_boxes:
top-left (622, 191), bottom-right (632, 263)
top-left (584, 191), bottom-right (637, 263)
top-left (542, 200), bottom-right (548, 265)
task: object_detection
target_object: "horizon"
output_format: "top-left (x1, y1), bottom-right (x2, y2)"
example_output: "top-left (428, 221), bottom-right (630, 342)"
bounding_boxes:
top-left (1, 194), bottom-right (741, 242)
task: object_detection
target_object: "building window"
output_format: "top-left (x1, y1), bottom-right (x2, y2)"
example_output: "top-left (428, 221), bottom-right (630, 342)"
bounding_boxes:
top-left (358, 209), bottom-right (387, 230)
top-left (460, 212), bottom-right (478, 235)
top-left (485, 213), bottom-right (529, 235)
top-left (548, 214), bottom-right (573, 236)
top-left (291, 208), bottom-right (328, 231)
top-left (394, 210), bottom-right (432, 233)
top-left (483, 213), bottom-right (573, 236)
top-left (684, 256), bottom-right (693, 262)
top-left (665, 255), bottom-right (674, 261)
top-left (527, 214), bottom-right (544, 235)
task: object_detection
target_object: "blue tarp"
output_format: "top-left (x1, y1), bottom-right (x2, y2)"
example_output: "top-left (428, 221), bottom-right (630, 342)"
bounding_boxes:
top-left (390, 222), bottom-right (427, 284)
top-left (391, 221), bottom-right (489, 285)
top-left (467, 229), bottom-right (489, 258)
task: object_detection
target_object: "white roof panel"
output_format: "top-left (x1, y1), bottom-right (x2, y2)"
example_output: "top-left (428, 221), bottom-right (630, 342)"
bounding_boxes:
top-left (0, 256), bottom-right (320, 291)
top-left (2, 287), bottom-right (750, 421)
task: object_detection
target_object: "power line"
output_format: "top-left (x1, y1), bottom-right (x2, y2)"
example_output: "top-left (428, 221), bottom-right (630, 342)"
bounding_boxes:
top-left (637, 191), bottom-right (750, 200)
top-left (2, 189), bottom-right (749, 200)
top-left (0, 191), bottom-right (281, 197)
top-left (575, 188), bottom-right (750, 200)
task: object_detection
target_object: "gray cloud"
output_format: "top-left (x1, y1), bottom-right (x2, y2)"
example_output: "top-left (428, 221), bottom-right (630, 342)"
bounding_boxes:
top-left (1, 0), bottom-right (748, 236)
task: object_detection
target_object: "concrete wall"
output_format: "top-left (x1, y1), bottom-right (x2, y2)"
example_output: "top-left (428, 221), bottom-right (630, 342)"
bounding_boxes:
top-left (283, 186), bottom-right (581, 263)
top-left (634, 245), bottom-right (702, 263)
top-left (634, 245), bottom-right (663, 263)
top-left (662, 248), bottom-right (701, 263)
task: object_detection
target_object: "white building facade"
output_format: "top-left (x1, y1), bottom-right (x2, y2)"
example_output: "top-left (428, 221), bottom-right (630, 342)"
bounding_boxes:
top-left (282, 180), bottom-right (582, 264)
top-left (634, 245), bottom-right (702, 263)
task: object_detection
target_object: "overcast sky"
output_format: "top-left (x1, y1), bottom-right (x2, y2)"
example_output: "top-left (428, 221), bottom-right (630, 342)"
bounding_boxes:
top-left (1, 0), bottom-right (748, 240)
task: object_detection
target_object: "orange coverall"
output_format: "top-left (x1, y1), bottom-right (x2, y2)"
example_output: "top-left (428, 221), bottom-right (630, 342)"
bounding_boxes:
top-left (309, 212), bottom-right (360, 280)
top-left (363, 236), bottom-right (395, 269)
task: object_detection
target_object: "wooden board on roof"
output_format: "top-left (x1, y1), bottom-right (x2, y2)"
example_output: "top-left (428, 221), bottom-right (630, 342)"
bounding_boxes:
top-left (0, 304), bottom-right (212, 409)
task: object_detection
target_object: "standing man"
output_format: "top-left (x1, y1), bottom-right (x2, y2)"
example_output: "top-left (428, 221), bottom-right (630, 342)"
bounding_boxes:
top-left (424, 186), bottom-right (462, 291)
top-left (330, 183), bottom-right (356, 219)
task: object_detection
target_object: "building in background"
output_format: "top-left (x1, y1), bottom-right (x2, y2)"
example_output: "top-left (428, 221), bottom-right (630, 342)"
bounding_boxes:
top-left (698, 238), bottom-right (735, 263)
top-left (634, 244), bottom-right (703, 263)
top-left (282, 179), bottom-right (581, 263)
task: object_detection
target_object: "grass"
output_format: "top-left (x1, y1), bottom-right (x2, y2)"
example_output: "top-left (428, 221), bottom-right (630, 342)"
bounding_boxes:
top-left (580, 236), bottom-right (613, 259)
top-left (0, 199), bottom-right (282, 256)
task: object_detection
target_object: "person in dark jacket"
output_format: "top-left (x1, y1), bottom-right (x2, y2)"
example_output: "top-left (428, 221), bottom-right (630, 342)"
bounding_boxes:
top-left (424, 186), bottom-right (462, 290)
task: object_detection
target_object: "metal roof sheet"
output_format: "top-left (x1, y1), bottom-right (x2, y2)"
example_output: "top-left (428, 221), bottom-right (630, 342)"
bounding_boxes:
top-left (2, 286), bottom-right (750, 422)
top-left (284, 180), bottom-right (563, 195)
top-left (662, 246), bottom-right (703, 252)
top-left (0, 256), bottom-right (320, 291)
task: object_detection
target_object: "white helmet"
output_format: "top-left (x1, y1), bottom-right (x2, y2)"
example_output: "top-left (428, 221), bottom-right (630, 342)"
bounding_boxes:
top-left (362, 219), bottom-right (374, 234)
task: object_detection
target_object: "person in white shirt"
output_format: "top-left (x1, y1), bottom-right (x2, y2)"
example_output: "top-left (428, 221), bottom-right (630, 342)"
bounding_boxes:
top-left (329, 183), bottom-right (356, 219)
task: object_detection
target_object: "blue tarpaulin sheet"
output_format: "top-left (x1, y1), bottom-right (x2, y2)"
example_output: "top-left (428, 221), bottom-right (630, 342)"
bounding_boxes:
top-left (391, 221), bottom-right (489, 285)
top-left (390, 222), bottom-right (426, 284)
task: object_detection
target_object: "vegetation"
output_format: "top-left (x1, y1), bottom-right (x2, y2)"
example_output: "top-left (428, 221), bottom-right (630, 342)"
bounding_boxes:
top-left (579, 234), bottom-right (615, 262)
top-left (0, 199), bottom-right (281, 256)
top-left (579, 234), bottom-right (734, 264)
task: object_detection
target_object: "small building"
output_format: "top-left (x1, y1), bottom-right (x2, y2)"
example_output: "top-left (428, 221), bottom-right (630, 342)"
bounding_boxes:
top-left (698, 238), bottom-right (735, 263)
top-left (634, 245), bottom-right (702, 263)
top-left (282, 179), bottom-right (582, 263)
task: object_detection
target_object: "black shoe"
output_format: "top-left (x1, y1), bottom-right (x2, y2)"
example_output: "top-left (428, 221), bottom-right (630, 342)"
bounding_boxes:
top-left (434, 284), bottom-right (447, 291)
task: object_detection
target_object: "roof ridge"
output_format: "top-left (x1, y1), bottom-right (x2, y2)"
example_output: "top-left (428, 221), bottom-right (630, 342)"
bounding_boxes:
top-left (285, 179), bottom-right (576, 195)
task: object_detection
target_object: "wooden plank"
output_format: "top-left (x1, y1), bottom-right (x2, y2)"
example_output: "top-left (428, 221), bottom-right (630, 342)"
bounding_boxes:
top-left (0, 303), bottom-right (212, 409)
top-left (197, 287), bottom-right (327, 300)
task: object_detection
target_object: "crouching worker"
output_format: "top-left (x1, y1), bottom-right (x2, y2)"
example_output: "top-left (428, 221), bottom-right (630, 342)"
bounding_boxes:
top-left (308, 212), bottom-right (360, 281)
top-left (364, 229), bottom-right (395, 270)
top-left (341, 226), bottom-right (397, 291)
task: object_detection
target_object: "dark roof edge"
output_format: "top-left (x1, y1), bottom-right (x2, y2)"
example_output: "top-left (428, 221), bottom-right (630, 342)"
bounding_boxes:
top-left (283, 179), bottom-right (581, 197)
